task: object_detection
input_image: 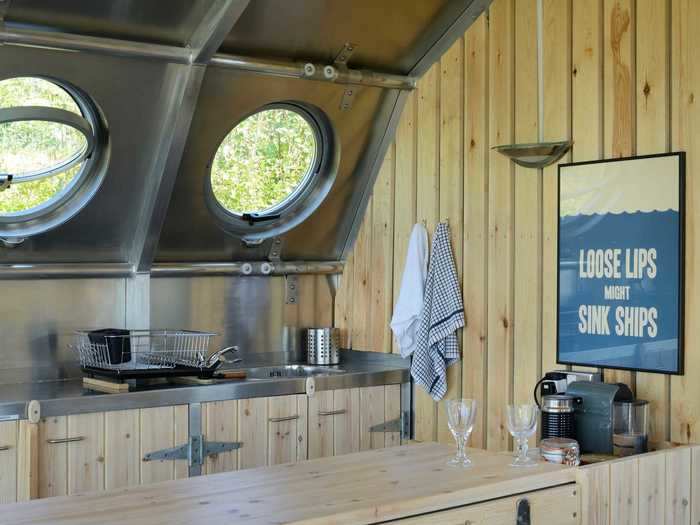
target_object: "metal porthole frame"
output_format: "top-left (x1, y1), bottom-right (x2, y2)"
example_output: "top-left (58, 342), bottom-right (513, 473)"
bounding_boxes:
top-left (204, 101), bottom-right (339, 244)
top-left (0, 77), bottom-right (109, 241)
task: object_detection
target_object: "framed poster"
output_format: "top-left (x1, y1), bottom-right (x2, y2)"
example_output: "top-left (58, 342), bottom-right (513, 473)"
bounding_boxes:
top-left (557, 152), bottom-right (685, 374)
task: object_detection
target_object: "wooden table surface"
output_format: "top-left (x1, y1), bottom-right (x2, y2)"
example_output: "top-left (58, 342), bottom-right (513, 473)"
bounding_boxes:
top-left (3, 442), bottom-right (576, 525)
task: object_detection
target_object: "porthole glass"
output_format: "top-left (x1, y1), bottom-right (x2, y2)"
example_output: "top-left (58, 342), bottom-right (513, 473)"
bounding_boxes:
top-left (0, 76), bottom-right (106, 240)
top-left (210, 106), bottom-right (319, 217)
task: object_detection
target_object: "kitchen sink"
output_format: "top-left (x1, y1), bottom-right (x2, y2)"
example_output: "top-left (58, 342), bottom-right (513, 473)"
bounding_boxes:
top-left (243, 365), bottom-right (346, 379)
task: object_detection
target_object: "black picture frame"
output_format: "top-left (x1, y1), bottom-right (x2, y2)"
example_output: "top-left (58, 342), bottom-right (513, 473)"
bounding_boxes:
top-left (556, 152), bottom-right (685, 375)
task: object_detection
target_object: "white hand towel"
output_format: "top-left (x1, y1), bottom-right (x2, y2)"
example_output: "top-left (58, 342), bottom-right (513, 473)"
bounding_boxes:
top-left (390, 223), bottom-right (429, 358)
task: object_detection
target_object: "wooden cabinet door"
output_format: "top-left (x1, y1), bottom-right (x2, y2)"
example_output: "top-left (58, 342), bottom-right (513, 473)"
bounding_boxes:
top-left (38, 413), bottom-right (105, 498)
top-left (202, 400), bottom-right (238, 475)
top-left (139, 405), bottom-right (188, 484)
top-left (384, 484), bottom-right (579, 524)
top-left (238, 397), bottom-right (268, 470)
top-left (360, 385), bottom-right (402, 450)
top-left (0, 421), bottom-right (18, 504)
top-left (308, 388), bottom-right (360, 459)
top-left (267, 395), bottom-right (307, 465)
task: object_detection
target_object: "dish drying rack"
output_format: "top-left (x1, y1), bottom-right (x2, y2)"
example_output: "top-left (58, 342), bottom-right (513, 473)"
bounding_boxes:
top-left (75, 329), bottom-right (224, 379)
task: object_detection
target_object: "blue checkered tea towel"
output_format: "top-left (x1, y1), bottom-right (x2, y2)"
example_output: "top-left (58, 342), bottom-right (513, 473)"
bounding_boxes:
top-left (410, 222), bottom-right (464, 401)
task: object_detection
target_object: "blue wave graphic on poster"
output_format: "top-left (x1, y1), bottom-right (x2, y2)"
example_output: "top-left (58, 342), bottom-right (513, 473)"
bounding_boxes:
top-left (559, 210), bottom-right (680, 372)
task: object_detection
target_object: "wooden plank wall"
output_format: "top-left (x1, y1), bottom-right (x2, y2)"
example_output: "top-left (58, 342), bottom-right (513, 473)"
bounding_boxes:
top-left (335, 0), bottom-right (700, 449)
top-left (576, 444), bottom-right (700, 524)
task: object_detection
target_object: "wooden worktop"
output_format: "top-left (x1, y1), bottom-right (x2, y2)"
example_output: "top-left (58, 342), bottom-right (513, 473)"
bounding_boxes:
top-left (3, 442), bottom-right (576, 525)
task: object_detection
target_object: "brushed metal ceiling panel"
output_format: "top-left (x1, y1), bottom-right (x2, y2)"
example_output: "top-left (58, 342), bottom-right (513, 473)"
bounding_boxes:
top-left (4, 0), bottom-right (212, 46)
top-left (155, 67), bottom-right (389, 262)
top-left (0, 45), bottom-right (185, 264)
top-left (219, 0), bottom-right (452, 74)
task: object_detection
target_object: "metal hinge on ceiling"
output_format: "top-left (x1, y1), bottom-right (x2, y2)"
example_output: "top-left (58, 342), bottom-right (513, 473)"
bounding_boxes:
top-left (143, 435), bottom-right (241, 467)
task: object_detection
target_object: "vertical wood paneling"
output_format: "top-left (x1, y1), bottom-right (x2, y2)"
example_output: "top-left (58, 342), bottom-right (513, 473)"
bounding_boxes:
top-left (384, 384), bottom-right (401, 447)
top-left (671, 0), bottom-right (700, 445)
top-left (308, 390), bottom-right (334, 459)
top-left (350, 204), bottom-right (372, 351)
top-left (67, 412), bottom-right (104, 495)
top-left (602, 0), bottom-right (635, 388)
top-left (370, 148), bottom-right (395, 354)
top-left (462, 13), bottom-right (489, 450)
top-left (486, 0), bottom-right (515, 452)
top-left (610, 457), bottom-right (639, 524)
top-left (238, 397), bottom-right (268, 469)
top-left (413, 63), bottom-right (440, 443)
top-left (38, 416), bottom-right (67, 498)
top-left (436, 38), bottom-right (464, 445)
top-left (541, 0), bottom-right (572, 376)
top-left (16, 420), bottom-right (38, 502)
top-left (359, 385), bottom-right (385, 450)
top-left (635, 0), bottom-right (670, 444)
top-left (105, 410), bottom-right (140, 490)
top-left (203, 400), bottom-right (238, 474)
top-left (140, 407), bottom-right (176, 484)
top-left (392, 93), bottom-right (417, 354)
top-left (335, 253), bottom-right (353, 349)
top-left (333, 388), bottom-right (360, 456)
top-left (576, 463), bottom-right (610, 525)
top-left (666, 446), bottom-right (692, 524)
top-left (513, 0), bottom-right (541, 426)
top-left (0, 421), bottom-right (17, 504)
top-left (268, 395), bottom-right (299, 465)
top-left (692, 446), bottom-right (700, 524)
top-left (638, 453), bottom-right (665, 525)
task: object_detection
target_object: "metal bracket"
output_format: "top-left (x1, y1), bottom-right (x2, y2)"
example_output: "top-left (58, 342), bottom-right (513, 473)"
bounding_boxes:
top-left (340, 87), bottom-right (357, 111)
top-left (369, 410), bottom-right (411, 439)
top-left (143, 435), bottom-right (242, 466)
top-left (0, 174), bottom-right (12, 191)
top-left (285, 274), bottom-right (299, 305)
top-left (268, 236), bottom-right (283, 261)
top-left (334, 42), bottom-right (357, 66)
top-left (516, 498), bottom-right (531, 525)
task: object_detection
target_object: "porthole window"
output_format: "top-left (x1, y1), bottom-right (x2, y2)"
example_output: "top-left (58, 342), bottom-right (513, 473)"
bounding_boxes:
top-left (0, 76), bottom-right (107, 241)
top-left (206, 102), bottom-right (337, 243)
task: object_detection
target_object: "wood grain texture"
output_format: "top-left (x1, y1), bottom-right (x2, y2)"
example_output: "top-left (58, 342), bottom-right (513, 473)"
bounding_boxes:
top-left (359, 385), bottom-right (385, 451)
top-left (16, 420), bottom-right (38, 502)
top-left (238, 397), bottom-right (268, 469)
top-left (384, 384), bottom-right (401, 448)
top-left (665, 446), bottom-right (691, 524)
top-left (1, 442), bottom-right (577, 525)
top-left (308, 390), bottom-right (334, 459)
top-left (610, 457), bottom-right (638, 524)
top-left (38, 416), bottom-right (67, 498)
top-left (203, 400), bottom-right (238, 474)
top-left (333, 388), bottom-right (360, 456)
top-left (139, 407), bottom-right (177, 484)
top-left (512, 0), bottom-right (541, 432)
top-left (67, 413), bottom-right (105, 495)
top-left (486, 0), bottom-right (515, 452)
top-left (268, 395), bottom-right (301, 465)
top-left (576, 462), bottom-right (610, 525)
top-left (541, 0), bottom-right (572, 376)
top-left (462, 13), bottom-right (489, 450)
top-left (638, 452), bottom-right (665, 525)
top-left (436, 38), bottom-right (464, 445)
top-left (413, 62), bottom-right (440, 444)
top-left (692, 446), bottom-right (700, 525)
top-left (105, 410), bottom-right (140, 490)
top-left (671, 0), bottom-right (700, 445)
top-left (350, 202), bottom-right (373, 351)
top-left (0, 421), bottom-right (18, 504)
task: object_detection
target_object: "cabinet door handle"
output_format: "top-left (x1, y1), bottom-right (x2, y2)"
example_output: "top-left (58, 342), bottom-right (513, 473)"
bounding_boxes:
top-left (47, 436), bottom-right (85, 444)
top-left (268, 415), bottom-right (300, 423)
top-left (318, 409), bottom-right (347, 416)
top-left (0, 445), bottom-right (11, 451)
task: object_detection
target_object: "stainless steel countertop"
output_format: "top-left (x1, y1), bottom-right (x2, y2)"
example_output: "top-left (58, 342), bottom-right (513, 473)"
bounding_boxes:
top-left (0, 350), bottom-right (409, 420)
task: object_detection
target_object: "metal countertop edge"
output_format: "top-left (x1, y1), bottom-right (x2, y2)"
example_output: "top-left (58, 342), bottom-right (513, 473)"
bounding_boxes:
top-left (0, 368), bottom-right (409, 420)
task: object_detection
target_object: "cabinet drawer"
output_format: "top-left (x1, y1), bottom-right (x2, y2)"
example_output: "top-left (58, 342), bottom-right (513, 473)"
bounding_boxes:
top-left (385, 484), bottom-right (579, 524)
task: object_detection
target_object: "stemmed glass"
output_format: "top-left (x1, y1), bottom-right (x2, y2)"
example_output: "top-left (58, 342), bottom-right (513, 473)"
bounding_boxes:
top-left (506, 404), bottom-right (539, 467)
top-left (445, 399), bottom-right (477, 467)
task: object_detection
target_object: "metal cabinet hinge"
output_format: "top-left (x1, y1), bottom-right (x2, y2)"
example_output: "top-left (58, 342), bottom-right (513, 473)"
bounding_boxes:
top-left (369, 410), bottom-right (410, 440)
top-left (143, 435), bottom-right (241, 467)
top-left (516, 498), bottom-right (531, 525)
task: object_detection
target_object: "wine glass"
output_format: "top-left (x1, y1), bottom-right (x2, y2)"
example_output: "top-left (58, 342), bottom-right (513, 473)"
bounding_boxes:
top-left (506, 404), bottom-right (539, 467)
top-left (445, 399), bottom-right (477, 467)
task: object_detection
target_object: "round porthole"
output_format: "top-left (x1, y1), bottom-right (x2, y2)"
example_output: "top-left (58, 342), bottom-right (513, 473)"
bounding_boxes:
top-left (206, 102), bottom-right (337, 243)
top-left (0, 76), bottom-right (108, 241)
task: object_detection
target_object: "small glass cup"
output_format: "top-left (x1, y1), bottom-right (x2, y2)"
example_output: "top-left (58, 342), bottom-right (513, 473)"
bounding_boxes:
top-left (506, 404), bottom-right (539, 468)
top-left (445, 399), bottom-right (477, 467)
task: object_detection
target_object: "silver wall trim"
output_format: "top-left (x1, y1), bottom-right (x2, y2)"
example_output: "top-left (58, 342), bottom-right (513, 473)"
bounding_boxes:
top-left (151, 261), bottom-right (344, 277)
top-left (408, 0), bottom-right (493, 77)
top-left (340, 90), bottom-right (409, 260)
top-left (130, 65), bottom-right (207, 272)
top-left (209, 54), bottom-right (417, 90)
top-left (0, 263), bottom-right (132, 279)
top-left (0, 27), bottom-right (416, 91)
top-left (188, 0), bottom-right (250, 64)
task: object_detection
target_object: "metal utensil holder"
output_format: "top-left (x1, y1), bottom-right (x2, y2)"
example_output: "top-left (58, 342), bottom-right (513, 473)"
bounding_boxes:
top-left (305, 328), bottom-right (340, 365)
